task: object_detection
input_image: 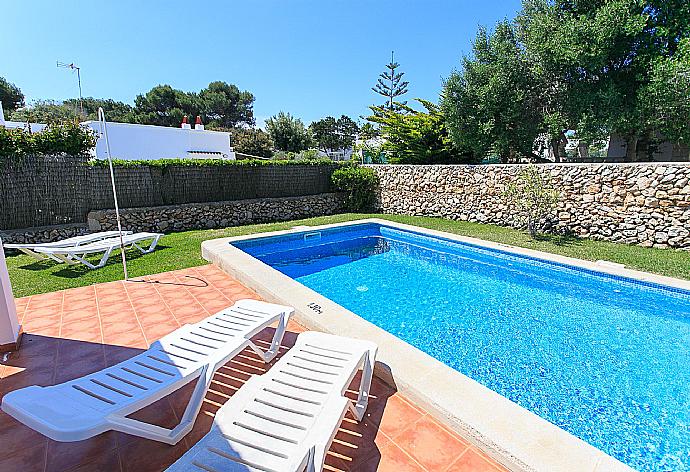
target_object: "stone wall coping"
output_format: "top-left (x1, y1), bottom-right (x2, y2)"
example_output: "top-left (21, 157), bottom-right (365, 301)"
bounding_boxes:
top-left (365, 162), bottom-right (690, 169)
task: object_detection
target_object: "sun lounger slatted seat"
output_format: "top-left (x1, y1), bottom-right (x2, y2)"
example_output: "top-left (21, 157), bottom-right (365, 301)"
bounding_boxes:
top-left (32, 232), bottom-right (163, 269)
top-left (3, 231), bottom-right (134, 262)
top-left (1, 299), bottom-right (293, 445)
top-left (166, 331), bottom-right (378, 472)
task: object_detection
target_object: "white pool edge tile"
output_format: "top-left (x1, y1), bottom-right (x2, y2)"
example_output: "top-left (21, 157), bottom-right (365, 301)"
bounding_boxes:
top-left (201, 218), bottom-right (656, 472)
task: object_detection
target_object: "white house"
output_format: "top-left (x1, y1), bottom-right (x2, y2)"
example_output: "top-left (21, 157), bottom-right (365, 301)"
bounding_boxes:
top-left (82, 120), bottom-right (235, 161)
top-left (0, 104), bottom-right (235, 161)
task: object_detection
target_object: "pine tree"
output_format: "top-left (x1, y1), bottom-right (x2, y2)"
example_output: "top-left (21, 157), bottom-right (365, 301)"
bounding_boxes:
top-left (372, 51), bottom-right (409, 112)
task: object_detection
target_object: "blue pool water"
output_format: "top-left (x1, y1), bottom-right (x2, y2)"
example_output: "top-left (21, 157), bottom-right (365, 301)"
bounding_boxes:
top-left (234, 223), bottom-right (690, 471)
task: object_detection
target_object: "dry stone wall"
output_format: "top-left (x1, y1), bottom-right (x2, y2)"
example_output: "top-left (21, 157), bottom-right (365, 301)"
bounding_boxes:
top-left (87, 193), bottom-right (344, 234)
top-left (369, 163), bottom-right (690, 249)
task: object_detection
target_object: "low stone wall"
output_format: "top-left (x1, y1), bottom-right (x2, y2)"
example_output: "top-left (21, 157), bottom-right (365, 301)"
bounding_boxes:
top-left (370, 163), bottom-right (690, 249)
top-left (87, 193), bottom-right (345, 233)
top-left (0, 223), bottom-right (89, 245)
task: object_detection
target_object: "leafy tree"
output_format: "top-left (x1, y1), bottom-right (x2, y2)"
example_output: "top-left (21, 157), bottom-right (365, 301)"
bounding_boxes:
top-left (265, 112), bottom-right (314, 152)
top-left (358, 122), bottom-right (379, 139)
top-left (504, 166), bottom-right (560, 237)
top-left (64, 97), bottom-right (136, 122)
top-left (442, 21), bottom-right (542, 162)
top-left (639, 38), bottom-right (690, 145)
top-left (518, 0), bottom-right (690, 160)
top-left (309, 115), bottom-right (359, 151)
top-left (200, 81), bottom-right (255, 128)
top-left (369, 99), bottom-right (478, 164)
top-left (372, 51), bottom-right (409, 112)
top-left (232, 127), bottom-right (274, 158)
top-left (133, 82), bottom-right (254, 128)
top-left (0, 77), bottom-right (24, 115)
top-left (133, 84), bottom-right (190, 127)
top-left (10, 100), bottom-right (80, 124)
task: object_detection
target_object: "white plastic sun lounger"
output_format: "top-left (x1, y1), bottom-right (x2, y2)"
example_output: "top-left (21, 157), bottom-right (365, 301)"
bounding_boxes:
top-left (3, 231), bottom-right (133, 262)
top-left (32, 232), bottom-right (163, 269)
top-left (166, 331), bottom-right (378, 472)
top-left (1, 299), bottom-right (293, 445)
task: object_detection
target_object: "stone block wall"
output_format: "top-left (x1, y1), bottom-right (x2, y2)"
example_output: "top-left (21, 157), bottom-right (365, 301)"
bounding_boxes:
top-left (0, 224), bottom-right (89, 245)
top-left (369, 163), bottom-right (690, 249)
top-left (87, 193), bottom-right (345, 234)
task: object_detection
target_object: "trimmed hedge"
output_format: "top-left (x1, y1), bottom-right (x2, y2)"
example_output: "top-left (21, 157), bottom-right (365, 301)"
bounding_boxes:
top-left (88, 157), bottom-right (341, 168)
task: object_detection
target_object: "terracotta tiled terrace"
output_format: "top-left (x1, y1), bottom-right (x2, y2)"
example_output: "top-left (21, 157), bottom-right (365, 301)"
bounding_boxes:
top-left (0, 264), bottom-right (507, 472)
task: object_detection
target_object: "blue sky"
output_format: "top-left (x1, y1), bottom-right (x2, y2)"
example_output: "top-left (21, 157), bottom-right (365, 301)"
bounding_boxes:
top-left (1, 1), bottom-right (521, 127)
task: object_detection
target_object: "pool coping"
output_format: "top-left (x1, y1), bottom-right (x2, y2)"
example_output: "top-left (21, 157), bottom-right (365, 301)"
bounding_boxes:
top-left (199, 217), bottom-right (677, 472)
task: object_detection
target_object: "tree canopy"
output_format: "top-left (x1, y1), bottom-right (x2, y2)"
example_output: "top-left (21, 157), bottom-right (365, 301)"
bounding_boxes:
top-left (266, 112), bottom-right (314, 152)
top-left (442, 21), bottom-right (542, 163)
top-left (132, 81), bottom-right (254, 128)
top-left (232, 127), bottom-right (274, 158)
top-left (309, 115), bottom-right (359, 151)
top-left (0, 77), bottom-right (24, 115)
top-left (372, 51), bottom-right (409, 112)
top-left (442, 0), bottom-right (690, 162)
top-left (369, 99), bottom-right (479, 164)
top-left (9, 81), bottom-right (255, 129)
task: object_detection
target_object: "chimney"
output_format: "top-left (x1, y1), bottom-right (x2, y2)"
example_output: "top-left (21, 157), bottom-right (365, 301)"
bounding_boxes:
top-left (194, 116), bottom-right (204, 131)
top-left (181, 115), bottom-right (191, 129)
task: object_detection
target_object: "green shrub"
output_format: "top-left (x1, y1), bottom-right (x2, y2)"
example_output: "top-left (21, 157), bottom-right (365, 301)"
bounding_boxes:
top-left (0, 121), bottom-right (96, 161)
top-left (504, 165), bottom-right (560, 237)
top-left (331, 165), bottom-right (379, 211)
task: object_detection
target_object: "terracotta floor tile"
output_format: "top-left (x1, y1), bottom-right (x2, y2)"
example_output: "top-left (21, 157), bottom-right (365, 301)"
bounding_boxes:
top-left (0, 442), bottom-right (47, 472)
top-left (61, 308), bottom-right (99, 323)
top-left (141, 321), bottom-right (180, 342)
top-left (95, 292), bottom-right (129, 306)
top-left (62, 297), bottom-right (98, 312)
top-left (45, 431), bottom-right (117, 472)
top-left (104, 345), bottom-right (145, 367)
top-left (22, 314), bottom-right (62, 335)
top-left (118, 436), bottom-right (187, 472)
top-left (137, 310), bottom-right (178, 328)
top-left (5, 267), bottom-right (508, 472)
top-left (374, 394), bottom-right (425, 439)
top-left (23, 306), bottom-right (62, 321)
top-left (361, 435), bottom-right (425, 472)
top-left (98, 301), bottom-right (135, 316)
top-left (446, 447), bottom-right (506, 472)
top-left (395, 415), bottom-right (469, 471)
top-left (63, 448), bottom-right (121, 472)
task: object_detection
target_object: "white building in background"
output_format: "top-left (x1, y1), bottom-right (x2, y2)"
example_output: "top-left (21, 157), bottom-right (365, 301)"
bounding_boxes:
top-left (82, 119), bottom-right (235, 161)
top-left (0, 107), bottom-right (235, 161)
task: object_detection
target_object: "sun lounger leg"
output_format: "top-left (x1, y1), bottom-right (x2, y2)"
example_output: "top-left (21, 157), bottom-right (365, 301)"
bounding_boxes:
top-left (53, 253), bottom-right (80, 265)
top-left (248, 311), bottom-right (288, 363)
top-left (350, 350), bottom-right (375, 421)
top-left (106, 365), bottom-right (213, 445)
top-left (17, 248), bottom-right (48, 261)
top-left (134, 235), bottom-right (161, 254)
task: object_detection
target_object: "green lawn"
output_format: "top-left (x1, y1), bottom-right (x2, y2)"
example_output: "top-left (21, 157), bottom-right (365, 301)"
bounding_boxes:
top-left (7, 213), bottom-right (690, 298)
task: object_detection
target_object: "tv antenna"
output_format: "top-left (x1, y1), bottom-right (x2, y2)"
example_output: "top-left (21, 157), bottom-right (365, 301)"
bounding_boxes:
top-left (57, 61), bottom-right (83, 116)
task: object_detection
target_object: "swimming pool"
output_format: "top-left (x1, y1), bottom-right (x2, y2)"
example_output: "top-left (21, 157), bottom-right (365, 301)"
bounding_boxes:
top-left (232, 222), bottom-right (690, 471)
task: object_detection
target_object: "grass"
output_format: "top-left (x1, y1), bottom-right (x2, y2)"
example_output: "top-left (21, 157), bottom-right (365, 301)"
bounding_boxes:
top-left (7, 213), bottom-right (690, 298)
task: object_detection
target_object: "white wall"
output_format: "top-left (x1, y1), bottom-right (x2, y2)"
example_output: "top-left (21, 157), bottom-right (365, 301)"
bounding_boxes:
top-left (83, 121), bottom-right (234, 161)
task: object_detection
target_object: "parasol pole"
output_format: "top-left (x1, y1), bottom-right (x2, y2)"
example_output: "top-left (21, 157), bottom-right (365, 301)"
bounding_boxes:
top-left (97, 108), bottom-right (128, 280)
